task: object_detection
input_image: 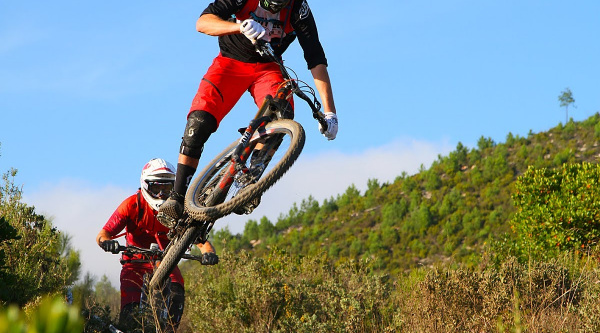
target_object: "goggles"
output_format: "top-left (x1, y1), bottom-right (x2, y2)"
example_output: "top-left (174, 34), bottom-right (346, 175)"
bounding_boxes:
top-left (145, 180), bottom-right (174, 199)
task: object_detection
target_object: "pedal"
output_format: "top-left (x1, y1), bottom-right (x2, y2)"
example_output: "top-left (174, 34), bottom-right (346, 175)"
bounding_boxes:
top-left (157, 212), bottom-right (177, 229)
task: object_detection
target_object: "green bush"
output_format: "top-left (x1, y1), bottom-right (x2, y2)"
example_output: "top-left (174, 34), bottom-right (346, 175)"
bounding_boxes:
top-left (0, 296), bottom-right (83, 333)
top-left (0, 169), bottom-right (80, 306)
top-left (509, 162), bottom-right (600, 260)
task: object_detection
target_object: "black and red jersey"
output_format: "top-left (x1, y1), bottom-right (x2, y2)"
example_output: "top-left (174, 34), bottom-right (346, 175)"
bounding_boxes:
top-left (102, 191), bottom-right (171, 255)
top-left (202, 0), bottom-right (327, 69)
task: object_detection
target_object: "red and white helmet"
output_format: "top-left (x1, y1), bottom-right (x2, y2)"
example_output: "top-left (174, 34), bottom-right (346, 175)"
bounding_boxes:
top-left (140, 158), bottom-right (176, 211)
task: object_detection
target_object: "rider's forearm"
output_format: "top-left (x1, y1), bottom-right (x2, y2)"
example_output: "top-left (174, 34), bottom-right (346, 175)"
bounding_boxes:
top-left (310, 64), bottom-right (337, 114)
top-left (96, 229), bottom-right (112, 246)
top-left (197, 14), bottom-right (242, 36)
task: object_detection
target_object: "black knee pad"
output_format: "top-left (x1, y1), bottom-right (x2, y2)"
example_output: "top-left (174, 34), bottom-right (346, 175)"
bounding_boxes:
top-left (180, 111), bottom-right (218, 158)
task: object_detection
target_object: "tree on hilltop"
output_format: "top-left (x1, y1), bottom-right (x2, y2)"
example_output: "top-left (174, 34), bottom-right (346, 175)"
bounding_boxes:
top-left (558, 88), bottom-right (575, 123)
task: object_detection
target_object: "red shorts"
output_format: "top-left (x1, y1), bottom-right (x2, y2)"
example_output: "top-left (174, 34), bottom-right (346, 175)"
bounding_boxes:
top-left (189, 54), bottom-right (294, 125)
top-left (120, 263), bottom-right (184, 309)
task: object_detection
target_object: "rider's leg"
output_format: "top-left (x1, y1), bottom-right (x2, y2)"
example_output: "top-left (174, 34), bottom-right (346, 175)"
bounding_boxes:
top-left (175, 110), bottom-right (218, 195)
top-left (158, 56), bottom-right (256, 226)
top-left (167, 282), bottom-right (185, 330)
top-left (249, 61), bottom-right (293, 110)
top-left (118, 265), bottom-right (147, 330)
top-left (158, 110), bottom-right (217, 227)
top-left (118, 302), bottom-right (142, 330)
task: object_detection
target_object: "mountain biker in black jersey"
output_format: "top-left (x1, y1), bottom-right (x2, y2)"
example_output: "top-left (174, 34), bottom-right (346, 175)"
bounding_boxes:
top-left (158, 0), bottom-right (339, 227)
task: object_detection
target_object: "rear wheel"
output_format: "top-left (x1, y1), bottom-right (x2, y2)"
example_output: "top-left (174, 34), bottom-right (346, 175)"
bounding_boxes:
top-left (185, 119), bottom-right (305, 221)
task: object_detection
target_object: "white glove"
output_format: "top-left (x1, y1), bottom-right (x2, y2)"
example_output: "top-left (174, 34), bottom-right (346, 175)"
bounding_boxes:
top-left (240, 19), bottom-right (266, 42)
top-left (319, 112), bottom-right (338, 140)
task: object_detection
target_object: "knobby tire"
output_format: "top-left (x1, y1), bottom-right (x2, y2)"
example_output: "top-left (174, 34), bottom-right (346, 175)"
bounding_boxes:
top-left (185, 119), bottom-right (305, 221)
top-left (149, 225), bottom-right (200, 290)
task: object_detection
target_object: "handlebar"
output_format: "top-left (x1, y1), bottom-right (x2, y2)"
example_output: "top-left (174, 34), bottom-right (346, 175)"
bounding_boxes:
top-left (113, 244), bottom-right (209, 264)
top-left (254, 40), bottom-right (328, 131)
top-left (117, 244), bottom-right (159, 256)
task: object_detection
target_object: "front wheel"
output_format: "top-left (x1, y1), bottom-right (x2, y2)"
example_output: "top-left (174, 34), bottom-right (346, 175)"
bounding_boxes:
top-left (185, 119), bottom-right (305, 221)
top-left (149, 225), bottom-right (200, 290)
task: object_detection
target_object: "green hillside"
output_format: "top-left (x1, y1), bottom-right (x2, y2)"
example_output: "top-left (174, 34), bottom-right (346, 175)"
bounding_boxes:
top-left (210, 114), bottom-right (600, 274)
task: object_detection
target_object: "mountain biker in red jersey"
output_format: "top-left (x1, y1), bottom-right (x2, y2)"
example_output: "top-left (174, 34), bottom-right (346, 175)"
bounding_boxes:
top-left (96, 158), bottom-right (219, 330)
top-left (158, 0), bottom-right (339, 227)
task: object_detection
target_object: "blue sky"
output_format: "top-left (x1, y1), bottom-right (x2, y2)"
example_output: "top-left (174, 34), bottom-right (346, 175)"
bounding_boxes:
top-left (1, 1), bottom-right (599, 285)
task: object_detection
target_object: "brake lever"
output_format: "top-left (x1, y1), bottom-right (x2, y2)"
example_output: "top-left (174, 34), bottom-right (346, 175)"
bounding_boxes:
top-left (315, 113), bottom-right (328, 131)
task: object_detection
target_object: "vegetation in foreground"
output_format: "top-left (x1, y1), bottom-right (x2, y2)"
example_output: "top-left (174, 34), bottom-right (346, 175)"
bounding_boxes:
top-left (180, 248), bottom-right (600, 333)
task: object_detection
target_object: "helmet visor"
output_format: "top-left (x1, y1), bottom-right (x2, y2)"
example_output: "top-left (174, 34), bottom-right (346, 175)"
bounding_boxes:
top-left (145, 180), bottom-right (174, 200)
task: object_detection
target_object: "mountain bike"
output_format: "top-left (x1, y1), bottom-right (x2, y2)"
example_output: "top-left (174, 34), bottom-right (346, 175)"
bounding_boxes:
top-left (109, 244), bottom-right (209, 333)
top-left (149, 40), bottom-right (327, 290)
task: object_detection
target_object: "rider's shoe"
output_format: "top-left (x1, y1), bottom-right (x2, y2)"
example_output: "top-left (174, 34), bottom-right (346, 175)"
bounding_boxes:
top-left (157, 191), bottom-right (185, 229)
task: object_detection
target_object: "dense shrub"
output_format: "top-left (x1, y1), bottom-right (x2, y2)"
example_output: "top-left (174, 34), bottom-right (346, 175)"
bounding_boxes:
top-left (0, 296), bottom-right (84, 333)
top-left (0, 168), bottom-right (80, 306)
top-left (509, 162), bottom-right (600, 260)
top-left (182, 249), bottom-right (392, 333)
top-left (180, 249), bottom-right (600, 332)
top-left (396, 253), bottom-right (599, 332)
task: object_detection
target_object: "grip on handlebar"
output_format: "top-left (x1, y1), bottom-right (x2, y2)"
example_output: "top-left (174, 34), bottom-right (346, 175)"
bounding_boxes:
top-left (317, 115), bottom-right (328, 132)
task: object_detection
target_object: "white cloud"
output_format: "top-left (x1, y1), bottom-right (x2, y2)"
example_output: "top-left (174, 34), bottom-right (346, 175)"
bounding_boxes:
top-left (23, 138), bottom-right (451, 287)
